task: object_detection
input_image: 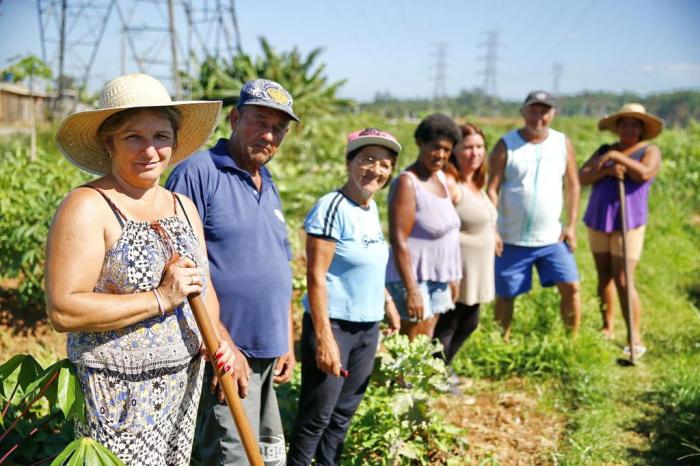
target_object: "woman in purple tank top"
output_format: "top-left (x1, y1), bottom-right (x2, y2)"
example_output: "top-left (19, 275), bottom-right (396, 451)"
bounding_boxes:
top-left (386, 114), bottom-right (462, 341)
top-left (579, 103), bottom-right (663, 357)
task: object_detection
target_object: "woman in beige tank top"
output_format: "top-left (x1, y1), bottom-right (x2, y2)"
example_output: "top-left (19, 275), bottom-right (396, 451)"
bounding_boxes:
top-left (437, 123), bottom-right (497, 365)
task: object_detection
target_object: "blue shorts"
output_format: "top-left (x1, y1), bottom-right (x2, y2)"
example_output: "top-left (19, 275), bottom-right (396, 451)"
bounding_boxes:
top-left (386, 281), bottom-right (454, 322)
top-left (495, 242), bottom-right (579, 299)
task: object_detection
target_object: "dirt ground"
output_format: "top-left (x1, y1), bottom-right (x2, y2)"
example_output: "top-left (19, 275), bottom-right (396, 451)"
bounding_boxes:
top-left (0, 283), bottom-right (66, 360)
top-left (434, 377), bottom-right (565, 465)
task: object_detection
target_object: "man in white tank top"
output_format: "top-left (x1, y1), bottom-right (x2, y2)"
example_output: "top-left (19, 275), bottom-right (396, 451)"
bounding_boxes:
top-left (487, 90), bottom-right (581, 342)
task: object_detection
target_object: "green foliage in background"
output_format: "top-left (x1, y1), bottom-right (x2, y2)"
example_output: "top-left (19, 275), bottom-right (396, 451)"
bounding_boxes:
top-left (0, 136), bottom-right (91, 309)
top-left (183, 37), bottom-right (353, 120)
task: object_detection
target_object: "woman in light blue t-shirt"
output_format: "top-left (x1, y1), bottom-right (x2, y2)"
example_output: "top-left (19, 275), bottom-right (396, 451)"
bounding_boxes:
top-left (287, 129), bottom-right (401, 466)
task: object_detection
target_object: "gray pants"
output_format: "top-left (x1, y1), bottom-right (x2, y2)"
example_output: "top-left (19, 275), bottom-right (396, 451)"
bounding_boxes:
top-left (196, 359), bottom-right (286, 466)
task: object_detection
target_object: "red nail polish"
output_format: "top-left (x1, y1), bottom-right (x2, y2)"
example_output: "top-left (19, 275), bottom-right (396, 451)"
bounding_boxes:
top-left (339, 369), bottom-right (349, 378)
top-left (216, 361), bottom-right (224, 369)
top-left (225, 365), bottom-right (231, 373)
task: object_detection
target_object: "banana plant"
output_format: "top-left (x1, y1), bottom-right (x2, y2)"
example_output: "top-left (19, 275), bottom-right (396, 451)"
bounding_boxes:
top-left (181, 37), bottom-right (353, 121)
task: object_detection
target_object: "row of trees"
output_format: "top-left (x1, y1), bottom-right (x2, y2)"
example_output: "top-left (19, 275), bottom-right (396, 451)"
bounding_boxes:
top-left (364, 88), bottom-right (700, 126)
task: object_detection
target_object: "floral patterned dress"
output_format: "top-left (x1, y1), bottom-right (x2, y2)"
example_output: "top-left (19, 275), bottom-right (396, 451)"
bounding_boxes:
top-left (68, 189), bottom-right (205, 465)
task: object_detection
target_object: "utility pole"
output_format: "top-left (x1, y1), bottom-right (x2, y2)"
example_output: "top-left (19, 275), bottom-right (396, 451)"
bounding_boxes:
top-left (167, 0), bottom-right (181, 99)
top-left (431, 42), bottom-right (448, 113)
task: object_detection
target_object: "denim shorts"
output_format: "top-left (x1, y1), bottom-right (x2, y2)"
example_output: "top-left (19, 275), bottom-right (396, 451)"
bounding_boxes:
top-left (495, 241), bottom-right (579, 299)
top-left (386, 281), bottom-right (454, 322)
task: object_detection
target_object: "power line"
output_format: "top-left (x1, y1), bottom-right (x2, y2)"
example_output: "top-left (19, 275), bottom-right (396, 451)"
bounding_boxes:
top-left (525, 0), bottom-right (600, 74)
top-left (552, 62), bottom-right (562, 95)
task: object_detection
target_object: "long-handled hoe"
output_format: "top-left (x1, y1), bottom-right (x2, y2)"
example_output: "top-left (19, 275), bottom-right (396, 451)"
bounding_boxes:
top-left (152, 224), bottom-right (264, 466)
top-left (617, 175), bottom-right (637, 366)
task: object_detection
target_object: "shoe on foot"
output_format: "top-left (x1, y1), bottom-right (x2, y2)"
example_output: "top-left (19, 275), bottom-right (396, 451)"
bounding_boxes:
top-left (623, 344), bottom-right (647, 358)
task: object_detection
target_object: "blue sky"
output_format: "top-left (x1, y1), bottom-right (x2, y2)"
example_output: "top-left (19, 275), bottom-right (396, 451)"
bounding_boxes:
top-left (1, 0), bottom-right (698, 102)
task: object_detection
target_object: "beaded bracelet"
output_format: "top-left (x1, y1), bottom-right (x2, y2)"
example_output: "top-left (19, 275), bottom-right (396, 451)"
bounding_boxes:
top-left (153, 288), bottom-right (166, 316)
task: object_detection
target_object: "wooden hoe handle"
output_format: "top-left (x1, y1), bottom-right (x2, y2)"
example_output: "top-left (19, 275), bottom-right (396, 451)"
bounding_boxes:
top-left (187, 294), bottom-right (264, 466)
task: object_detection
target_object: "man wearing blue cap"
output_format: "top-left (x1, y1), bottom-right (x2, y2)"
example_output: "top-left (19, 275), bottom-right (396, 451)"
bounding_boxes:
top-left (166, 79), bottom-right (300, 465)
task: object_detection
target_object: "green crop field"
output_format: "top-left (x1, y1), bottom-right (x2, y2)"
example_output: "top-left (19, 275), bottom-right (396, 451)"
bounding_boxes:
top-left (1, 115), bottom-right (698, 465)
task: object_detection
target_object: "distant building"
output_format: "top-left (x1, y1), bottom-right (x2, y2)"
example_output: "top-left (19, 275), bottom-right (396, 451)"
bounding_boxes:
top-left (0, 82), bottom-right (50, 125)
top-left (0, 82), bottom-right (79, 125)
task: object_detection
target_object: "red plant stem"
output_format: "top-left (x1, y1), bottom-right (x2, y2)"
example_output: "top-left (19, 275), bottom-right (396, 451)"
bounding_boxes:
top-left (0, 369), bottom-right (59, 445)
top-left (1, 381), bottom-right (20, 419)
top-left (0, 410), bottom-right (62, 464)
top-left (0, 444), bottom-right (18, 465)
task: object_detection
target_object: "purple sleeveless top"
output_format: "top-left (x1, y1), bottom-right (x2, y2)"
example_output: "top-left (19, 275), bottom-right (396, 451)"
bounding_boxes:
top-left (583, 145), bottom-right (656, 232)
top-left (386, 171), bottom-right (462, 283)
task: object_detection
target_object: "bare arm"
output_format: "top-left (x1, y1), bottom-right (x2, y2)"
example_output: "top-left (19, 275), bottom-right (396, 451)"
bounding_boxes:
top-left (487, 139), bottom-right (506, 256)
top-left (561, 138), bottom-right (580, 251)
top-left (578, 144), bottom-right (626, 186)
top-left (604, 145), bottom-right (661, 183)
top-left (306, 234), bottom-right (342, 377)
top-left (45, 189), bottom-right (202, 333)
top-left (486, 139), bottom-right (506, 208)
top-left (388, 174), bottom-right (424, 319)
top-left (273, 304), bottom-right (296, 384)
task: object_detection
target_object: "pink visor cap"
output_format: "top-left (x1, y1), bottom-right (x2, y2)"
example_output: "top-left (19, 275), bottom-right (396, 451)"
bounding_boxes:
top-left (346, 128), bottom-right (402, 155)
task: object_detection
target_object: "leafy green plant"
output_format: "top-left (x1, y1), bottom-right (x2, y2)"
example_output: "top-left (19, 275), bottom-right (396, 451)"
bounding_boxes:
top-left (0, 137), bottom-right (91, 309)
top-left (343, 335), bottom-right (468, 465)
top-left (49, 437), bottom-right (125, 466)
top-left (0, 355), bottom-right (124, 465)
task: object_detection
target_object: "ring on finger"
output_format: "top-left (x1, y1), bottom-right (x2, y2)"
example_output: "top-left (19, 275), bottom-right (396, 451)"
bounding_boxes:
top-left (190, 276), bottom-right (195, 285)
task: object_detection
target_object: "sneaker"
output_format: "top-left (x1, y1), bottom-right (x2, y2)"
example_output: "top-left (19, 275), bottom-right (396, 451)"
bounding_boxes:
top-left (623, 344), bottom-right (647, 359)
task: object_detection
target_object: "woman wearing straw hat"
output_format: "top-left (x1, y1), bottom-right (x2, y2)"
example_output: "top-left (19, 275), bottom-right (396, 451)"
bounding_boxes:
top-left (45, 73), bottom-right (236, 464)
top-left (287, 128), bottom-right (401, 466)
top-left (579, 103), bottom-right (663, 357)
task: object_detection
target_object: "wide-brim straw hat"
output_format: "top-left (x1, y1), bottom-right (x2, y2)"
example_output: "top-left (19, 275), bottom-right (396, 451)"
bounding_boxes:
top-left (56, 73), bottom-right (222, 175)
top-left (598, 103), bottom-right (664, 140)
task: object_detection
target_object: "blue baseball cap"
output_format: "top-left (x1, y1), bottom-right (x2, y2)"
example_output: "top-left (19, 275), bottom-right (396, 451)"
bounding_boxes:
top-left (237, 79), bottom-right (300, 122)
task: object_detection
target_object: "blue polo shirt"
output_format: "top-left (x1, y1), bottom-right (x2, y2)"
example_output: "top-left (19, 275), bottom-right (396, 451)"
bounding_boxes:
top-left (165, 138), bottom-right (292, 359)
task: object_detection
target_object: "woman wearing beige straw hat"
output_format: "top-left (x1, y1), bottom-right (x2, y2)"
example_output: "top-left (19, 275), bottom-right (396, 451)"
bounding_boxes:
top-left (45, 73), bottom-right (236, 464)
top-left (579, 103), bottom-right (663, 357)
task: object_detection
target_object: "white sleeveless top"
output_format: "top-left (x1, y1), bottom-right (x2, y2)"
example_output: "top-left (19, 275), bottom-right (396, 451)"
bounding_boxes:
top-left (498, 128), bottom-right (567, 246)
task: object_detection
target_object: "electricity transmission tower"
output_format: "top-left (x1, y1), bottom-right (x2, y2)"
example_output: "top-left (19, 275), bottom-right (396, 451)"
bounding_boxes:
top-left (478, 30), bottom-right (499, 98)
top-left (118, 0), bottom-right (242, 98)
top-left (431, 42), bottom-right (448, 112)
top-left (36, 0), bottom-right (244, 105)
top-left (36, 0), bottom-right (115, 111)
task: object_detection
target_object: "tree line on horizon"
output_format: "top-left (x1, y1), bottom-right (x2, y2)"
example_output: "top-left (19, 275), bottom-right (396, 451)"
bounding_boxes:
top-left (363, 88), bottom-right (700, 127)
